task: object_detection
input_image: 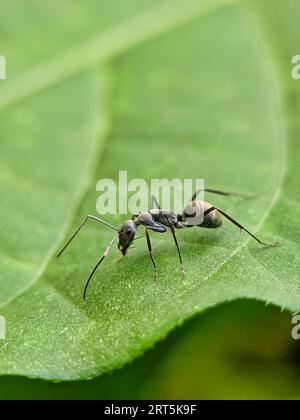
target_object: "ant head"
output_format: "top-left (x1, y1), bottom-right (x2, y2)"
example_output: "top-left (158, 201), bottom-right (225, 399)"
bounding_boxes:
top-left (118, 220), bottom-right (137, 256)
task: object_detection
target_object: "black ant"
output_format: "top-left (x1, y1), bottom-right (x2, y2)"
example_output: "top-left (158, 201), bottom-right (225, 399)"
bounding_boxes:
top-left (57, 188), bottom-right (278, 300)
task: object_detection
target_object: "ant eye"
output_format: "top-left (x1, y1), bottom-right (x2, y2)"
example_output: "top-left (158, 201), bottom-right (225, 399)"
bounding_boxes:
top-left (126, 229), bottom-right (132, 235)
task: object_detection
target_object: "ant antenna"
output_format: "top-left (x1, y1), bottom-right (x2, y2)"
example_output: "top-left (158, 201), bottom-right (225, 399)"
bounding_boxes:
top-left (57, 215), bottom-right (118, 258)
top-left (84, 234), bottom-right (120, 301)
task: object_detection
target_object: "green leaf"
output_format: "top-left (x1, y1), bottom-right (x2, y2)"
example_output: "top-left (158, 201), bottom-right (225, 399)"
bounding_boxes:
top-left (0, 0), bottom-right (299, 380)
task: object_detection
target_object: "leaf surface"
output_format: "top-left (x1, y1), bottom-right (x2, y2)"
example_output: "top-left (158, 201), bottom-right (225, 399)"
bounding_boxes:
top-left (0, 0), bottom-right (299, 380)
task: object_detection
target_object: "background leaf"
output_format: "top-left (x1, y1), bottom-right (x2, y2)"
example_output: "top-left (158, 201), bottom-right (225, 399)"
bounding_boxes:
top-left (0, 0), bottom-right (299, 380)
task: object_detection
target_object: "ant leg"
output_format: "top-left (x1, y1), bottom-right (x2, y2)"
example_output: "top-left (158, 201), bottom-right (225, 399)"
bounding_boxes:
top-left (204, 207), bottom-right (279, 247)
top-left (169, 224), bottom-right (185, 275)
top-left (145, 229), bottom-right (158, 279)
top-left (191, 188), bottom-right (257, 202)
top-left (83, 234), bottom-right (119, 301)
top-left (57, 215), bottom-right (118, 258)
top-left (147, 223), bottom-right (167, 233)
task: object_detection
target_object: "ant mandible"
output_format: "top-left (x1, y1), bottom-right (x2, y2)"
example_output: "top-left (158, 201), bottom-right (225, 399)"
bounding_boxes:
top-left (57, 188), bottom-right (278, 300)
